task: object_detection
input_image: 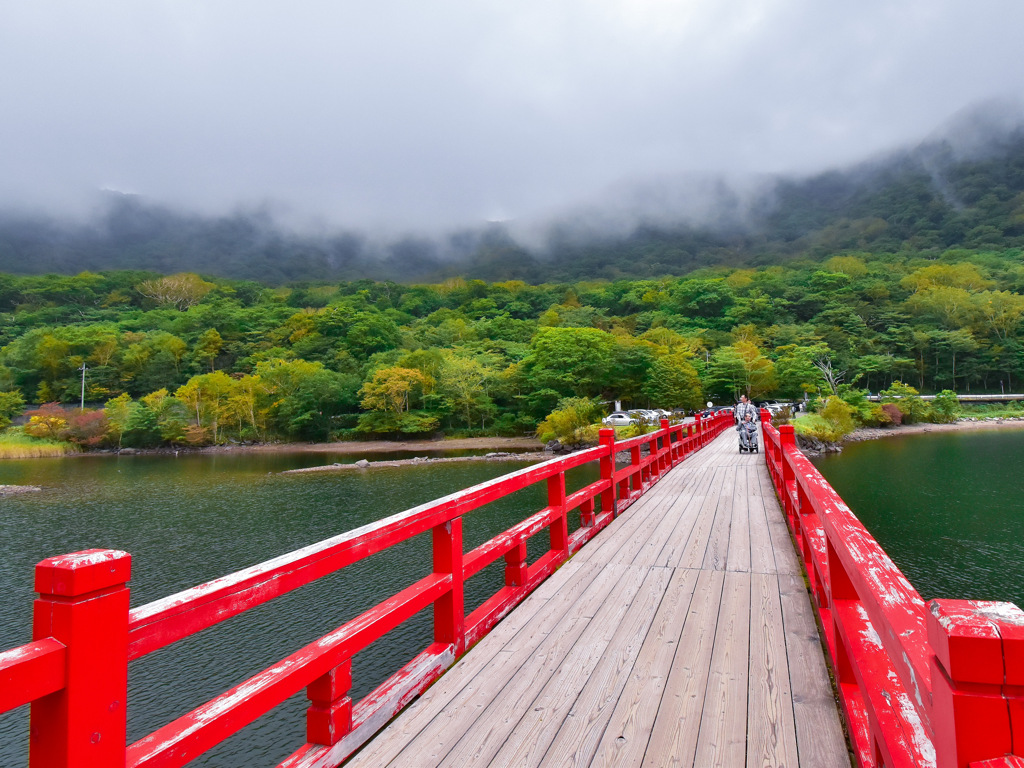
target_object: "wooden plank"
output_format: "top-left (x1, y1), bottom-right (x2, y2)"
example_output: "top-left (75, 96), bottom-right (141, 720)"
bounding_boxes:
top-left (777, 573), bottom-right (850, 768)
top-left (561, 566), bottom-right (701, 768)
top-left (634, 492), bottom-right (703, 569)
top-left (726, 467), bottom-right (751, 574)
top-left (487, 566), bottom-right (673, 767)
top-left (747, 473), bottom-right (777, 576)
top-left (638, 568), bottom-right (728, 767)
top-left (767, 518), bottom-right (801, 576)
top-left (674, 494), bottom-right (722, 570)
top-left (746, 572), bottom-right (799, 768)
top-left (705, 466), bottom-right (726, 498)
top-left (718, 464), bottom-right (736, 496)
top-left (604, 484), bottom-right (693, 568)
top-left (434, 564), bottom-right (651, 767)
top-left (346, 559), bottom-right (607, 767)
top-left (590, 567), bottom-right (716, 768)
top-left (702, 492), bottom-right (733, 572)
top-left (759, 466), bottom-right (801, 577)
top-left (692, 570), bottom-right (751, 768)
top-left (573, 469), bottom-right (688, 567)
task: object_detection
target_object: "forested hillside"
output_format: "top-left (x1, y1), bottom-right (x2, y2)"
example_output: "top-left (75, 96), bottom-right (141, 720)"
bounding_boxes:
top-left (1, 123), bottom-right (1023, 284)
top-left (1, 247), bottom-right (1022, 447)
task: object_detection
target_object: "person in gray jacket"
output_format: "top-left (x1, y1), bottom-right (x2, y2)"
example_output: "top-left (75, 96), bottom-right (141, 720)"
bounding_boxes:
top-left (734, 394), bottom-right (758, 424)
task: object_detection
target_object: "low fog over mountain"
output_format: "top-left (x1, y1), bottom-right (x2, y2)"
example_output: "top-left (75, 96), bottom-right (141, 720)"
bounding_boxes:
top-left (0, 101), bottom-right (1022, 284)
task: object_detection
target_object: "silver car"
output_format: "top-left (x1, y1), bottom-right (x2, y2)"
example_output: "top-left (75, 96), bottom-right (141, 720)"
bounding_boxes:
top-left (602, 412), bottom-right (637, 427)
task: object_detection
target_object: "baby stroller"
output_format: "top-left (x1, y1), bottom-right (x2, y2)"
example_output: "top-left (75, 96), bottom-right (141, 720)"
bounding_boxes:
top-left (738, 420), bottom-right (759, 453)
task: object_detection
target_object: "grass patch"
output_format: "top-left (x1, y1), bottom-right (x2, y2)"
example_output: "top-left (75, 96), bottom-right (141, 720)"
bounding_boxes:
top-left (0, 431), bottom-right (77, 459)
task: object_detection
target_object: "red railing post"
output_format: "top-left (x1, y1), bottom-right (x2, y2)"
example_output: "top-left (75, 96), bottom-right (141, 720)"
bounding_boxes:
top-left (779, 425), bottom-right (797, 522)
top-left (433, 518), bottom-right (465, 654)
top-left (548, 472), bottom-right (568, 557)
top-left (695, 413), bottom-right (703, 447)
top-left (305, 660), bottom-right (352, 746)
top-left (30, 549), bottom-right (131, 768)
top-left (504, 542), bottom-right (528, 587)
top-left (927, 600), bottom-right (1024, 768)
top-left (659, 419), bottom-right (671, 476)
top-left (599, 428), bottom-right (617, 518)
top-left (630, 444), bottom-right (642, 495)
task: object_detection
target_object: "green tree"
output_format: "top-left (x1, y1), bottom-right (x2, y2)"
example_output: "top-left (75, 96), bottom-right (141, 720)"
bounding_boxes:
top-left (193, 328), bottom-right (224, 372)
top-left (436, 353), bottom-right (494, 429)
top-left (521, 327), bottom-right (616, 398)
top-left (535, 397), bottom-right (602, 445)
top-left (773, 344), bottom-right (830, 398)
top-left (0, 390), bottom-right (25, 429)
top-left (104, 393), bottom-right (135, 448)
top-left (704, 341), bottom-right (777, 400)
top-left (359, 366), bottom-right (433, 416)
top-left (175, 371), bottom-right (237, 443)
top-left (642, 353), bottom-right (703, 411)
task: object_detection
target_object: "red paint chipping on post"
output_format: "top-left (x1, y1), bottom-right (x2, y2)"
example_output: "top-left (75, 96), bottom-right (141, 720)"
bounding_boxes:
top-left (0, 414), bottom-right (740, 768)
top-left (31, 549), bottom-right (131, 768)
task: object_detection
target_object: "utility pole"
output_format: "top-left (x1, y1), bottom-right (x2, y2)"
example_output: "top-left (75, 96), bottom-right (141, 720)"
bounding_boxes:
top-left (79, 363), bottom-right (88, 410)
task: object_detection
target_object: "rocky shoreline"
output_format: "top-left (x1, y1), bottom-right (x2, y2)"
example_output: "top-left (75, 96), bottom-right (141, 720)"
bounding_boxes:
top-left (281, 451), bottom-right (548, 474)
top-left (0, 484), bottom-right (42, 496)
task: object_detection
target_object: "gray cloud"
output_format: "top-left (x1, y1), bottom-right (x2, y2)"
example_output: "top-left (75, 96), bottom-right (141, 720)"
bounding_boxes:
top-left (1, 1), bottom-right (1022, 232)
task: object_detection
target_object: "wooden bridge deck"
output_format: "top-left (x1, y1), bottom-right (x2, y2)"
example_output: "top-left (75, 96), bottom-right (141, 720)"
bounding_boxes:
top-left (346, 430), bottom-right (850, 768)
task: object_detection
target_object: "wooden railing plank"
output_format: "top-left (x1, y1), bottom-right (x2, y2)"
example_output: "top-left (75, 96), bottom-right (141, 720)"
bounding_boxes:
top-left (0, 638), bottom-right (66, 713)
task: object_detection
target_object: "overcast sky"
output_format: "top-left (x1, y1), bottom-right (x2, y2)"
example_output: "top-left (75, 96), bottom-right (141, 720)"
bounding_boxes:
top-left (1, 1), bottom-right (1022, 231)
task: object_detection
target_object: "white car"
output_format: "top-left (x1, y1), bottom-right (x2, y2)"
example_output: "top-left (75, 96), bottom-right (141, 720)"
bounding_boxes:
top-left (602, 412), bottom-right (637, 427)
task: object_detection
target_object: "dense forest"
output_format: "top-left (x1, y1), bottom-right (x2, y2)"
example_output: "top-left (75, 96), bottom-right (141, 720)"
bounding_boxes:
top-left (1, 118), bottom-right (1023, 285)
top-left (1, 110), bottom-right (1022, 448)
top-left (1, 245), bottom-right (1022, 447)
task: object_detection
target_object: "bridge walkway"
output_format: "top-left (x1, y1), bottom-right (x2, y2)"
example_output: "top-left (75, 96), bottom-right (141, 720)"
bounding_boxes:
top-left (346, 429), bottom-right (850, 768)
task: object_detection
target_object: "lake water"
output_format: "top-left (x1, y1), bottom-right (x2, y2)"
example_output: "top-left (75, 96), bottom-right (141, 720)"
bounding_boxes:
top-left (812, 428), bottom-right (1024, 610)
top-left (0, 448), bottom-right (595, 767)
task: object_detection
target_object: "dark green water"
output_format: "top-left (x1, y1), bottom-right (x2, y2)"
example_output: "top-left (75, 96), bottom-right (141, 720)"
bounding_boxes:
top-left (0, 449), bottom-right (592, 767)
top-left (812, 429), bottom-right (1024, 610)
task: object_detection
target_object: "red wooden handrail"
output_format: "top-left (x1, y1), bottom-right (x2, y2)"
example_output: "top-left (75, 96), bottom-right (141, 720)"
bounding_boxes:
top-left (761, 412), bottom-right (1024, 768)
top-left (0, 410), bottom-right (736, 768)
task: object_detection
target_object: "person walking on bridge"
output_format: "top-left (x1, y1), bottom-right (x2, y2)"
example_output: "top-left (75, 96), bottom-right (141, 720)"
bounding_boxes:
top-left (734, 393), bottom-right (758, 425)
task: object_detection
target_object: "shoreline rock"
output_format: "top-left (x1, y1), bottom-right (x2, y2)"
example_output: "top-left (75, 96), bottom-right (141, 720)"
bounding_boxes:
top-left (0, 484), bottom-right (42, 496)
top-left (280, 452), bottom-right (548, 474)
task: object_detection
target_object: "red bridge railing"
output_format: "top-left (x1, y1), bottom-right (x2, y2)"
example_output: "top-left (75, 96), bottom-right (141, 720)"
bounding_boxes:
top-left (762, 413), bottom-right (1024, 768)
top-left (0, 410), bottom-right (734, 768)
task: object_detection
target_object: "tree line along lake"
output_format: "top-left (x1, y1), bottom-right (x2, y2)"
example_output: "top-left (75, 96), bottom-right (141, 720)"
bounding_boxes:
top-left (1, 428), bottom-right (1022, 765)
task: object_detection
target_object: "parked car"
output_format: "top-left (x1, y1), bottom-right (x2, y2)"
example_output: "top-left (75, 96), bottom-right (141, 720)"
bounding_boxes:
top-left (698, 405), bottom-right (732, 418)
top-left (627, 409), bottom-right (660, 424)
top-left (602, 412), bottom-right (637, 427)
